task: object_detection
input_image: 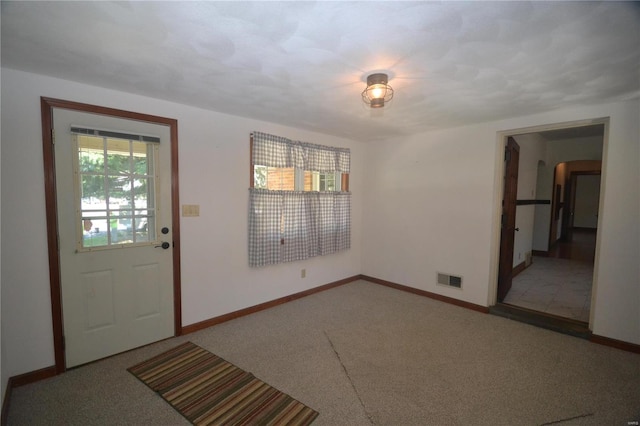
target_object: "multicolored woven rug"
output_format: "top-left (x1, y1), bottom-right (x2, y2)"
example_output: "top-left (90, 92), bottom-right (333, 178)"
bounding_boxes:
top-left (128, 342), bottom-right (319, 425)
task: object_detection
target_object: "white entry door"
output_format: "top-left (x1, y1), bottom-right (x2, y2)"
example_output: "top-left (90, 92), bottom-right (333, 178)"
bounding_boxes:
top-left (53, 108), bottom-right (174, 368)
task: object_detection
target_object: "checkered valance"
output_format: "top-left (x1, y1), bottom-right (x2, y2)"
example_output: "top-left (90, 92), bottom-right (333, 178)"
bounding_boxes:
top-left (252, 131), bottom-right (350, 173)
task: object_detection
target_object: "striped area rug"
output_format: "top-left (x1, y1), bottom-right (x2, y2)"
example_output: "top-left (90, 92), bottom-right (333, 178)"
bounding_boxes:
top-left (128, 342), bottom-right (319, 425)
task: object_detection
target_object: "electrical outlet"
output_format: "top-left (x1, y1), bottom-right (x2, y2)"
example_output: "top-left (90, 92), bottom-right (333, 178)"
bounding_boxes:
top-left (301, 269), bottom-right (306, 278)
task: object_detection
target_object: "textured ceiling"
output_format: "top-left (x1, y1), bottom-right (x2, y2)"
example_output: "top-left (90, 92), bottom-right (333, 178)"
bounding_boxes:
top-left (2, 1), bottom-right (638, 142)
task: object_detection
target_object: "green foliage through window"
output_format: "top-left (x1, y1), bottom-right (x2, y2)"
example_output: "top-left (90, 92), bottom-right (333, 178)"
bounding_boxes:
top-left (76, 135), bottom-right (157, 248)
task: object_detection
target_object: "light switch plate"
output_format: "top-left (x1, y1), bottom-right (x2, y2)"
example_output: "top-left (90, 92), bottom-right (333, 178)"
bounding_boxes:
top-left (182, 204), bottom-right (200, 217)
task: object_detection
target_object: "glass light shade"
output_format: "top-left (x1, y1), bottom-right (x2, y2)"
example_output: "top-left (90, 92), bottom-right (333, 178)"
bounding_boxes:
top-left (369, 84), bottom-right (386, 100)
top-left (362, 73), bottom-right (394, 108)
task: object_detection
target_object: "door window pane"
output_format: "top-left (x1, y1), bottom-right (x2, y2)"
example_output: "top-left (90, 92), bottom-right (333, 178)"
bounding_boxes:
top-left (133, 178), bottom-right (151, 207)
top-left (81, 175), bottom-right (105, 202)
top-left (76, 134), bottom-right (158, 249)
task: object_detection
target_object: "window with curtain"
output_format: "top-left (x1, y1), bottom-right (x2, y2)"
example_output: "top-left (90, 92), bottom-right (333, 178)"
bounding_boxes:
top-left (249, 131), bottom-right (351, 267)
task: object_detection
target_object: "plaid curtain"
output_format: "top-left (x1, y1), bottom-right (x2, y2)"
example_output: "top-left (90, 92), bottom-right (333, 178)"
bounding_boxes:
top-left (252, 132), bottom-right (290, 168)
top-left (248, 190), bottom-right (351, 267)
top-left (248, 189), bottom-right (283, 267)
top-left (282, 192), bottom-right (316, 262)
top-left (249, 131), bottom-right (351, 267)
top-left (333, 192), bottom-right (351, 253)
top-left (316, 192), bottom-right (351, 255)
top-left (253, 131), bottom-right (350, 172)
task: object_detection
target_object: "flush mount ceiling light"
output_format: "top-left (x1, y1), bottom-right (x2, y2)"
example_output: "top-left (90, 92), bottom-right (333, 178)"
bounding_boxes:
top-left (361, 73), bottom-right (394, 108)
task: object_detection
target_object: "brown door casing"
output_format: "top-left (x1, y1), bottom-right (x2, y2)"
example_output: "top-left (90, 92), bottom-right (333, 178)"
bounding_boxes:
top-left (41, 97), bottom-right (182, 373)
top-left (497, 137), bottom-right (520, 302)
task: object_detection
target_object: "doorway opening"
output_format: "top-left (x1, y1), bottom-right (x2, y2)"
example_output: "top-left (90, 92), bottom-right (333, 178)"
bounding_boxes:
top-left (491, 120), bottom-right (607, 338)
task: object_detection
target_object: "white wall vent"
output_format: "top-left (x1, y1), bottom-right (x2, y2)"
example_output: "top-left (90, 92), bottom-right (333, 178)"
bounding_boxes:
top-left (437, 273), bottom-right (463, 289)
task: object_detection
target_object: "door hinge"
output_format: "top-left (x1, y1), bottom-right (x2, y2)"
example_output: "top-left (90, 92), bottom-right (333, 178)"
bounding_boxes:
top-left (51, 129), bottom-right (55, 145)
top-left (504, 147), bottom-right (511, 162)
top-left (62, 335), bottom-right (65, 350)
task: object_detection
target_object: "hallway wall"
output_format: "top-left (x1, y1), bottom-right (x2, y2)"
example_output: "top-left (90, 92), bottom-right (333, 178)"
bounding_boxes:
top-left (573, 174), bottom-right (601, 229)
top-left (512, 133), bottom-right (547, 267)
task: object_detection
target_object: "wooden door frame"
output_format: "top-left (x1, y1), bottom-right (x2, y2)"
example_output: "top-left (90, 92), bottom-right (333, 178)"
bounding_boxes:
top-left (549, 167), bottom-right (562, 248)
top-left (41, 97), bottom-right (182, 374)
top-left (489, 117), bottom-right (608, 308)
top-left (496, 137), bottom-right (520, 302)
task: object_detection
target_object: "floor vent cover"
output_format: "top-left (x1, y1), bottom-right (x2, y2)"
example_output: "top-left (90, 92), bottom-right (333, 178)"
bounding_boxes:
top-left (437, 273), bottom-right (463, 288)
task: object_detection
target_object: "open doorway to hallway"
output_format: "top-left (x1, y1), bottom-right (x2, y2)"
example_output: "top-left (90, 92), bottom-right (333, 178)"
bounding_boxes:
top-left (495, 122), bottom-right (605, 332)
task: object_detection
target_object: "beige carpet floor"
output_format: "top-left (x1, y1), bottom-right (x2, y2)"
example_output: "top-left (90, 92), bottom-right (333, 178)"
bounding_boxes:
top-left (6, 280), bottom-right (640, 425)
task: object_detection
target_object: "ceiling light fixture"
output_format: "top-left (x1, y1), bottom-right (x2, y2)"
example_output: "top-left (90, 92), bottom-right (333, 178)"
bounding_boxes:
top-left (361, 73), bottom-right (394, 108)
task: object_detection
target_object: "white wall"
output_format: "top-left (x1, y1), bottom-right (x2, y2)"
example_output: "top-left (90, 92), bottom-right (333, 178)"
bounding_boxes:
top-left (2, 66), bottom-right (639, 391)
top-left (362, 99), bottom-right (640, 345)
top-left (0, 68), bottom-right (363, 382)
top-left (512, 134), bottom-right (547, 266)
top-left (574, 175), bottom-right (601, 229)
top-left (532, 160), bottom-right (551, 252)
top-left (361, 122), bottom-right (498, 305)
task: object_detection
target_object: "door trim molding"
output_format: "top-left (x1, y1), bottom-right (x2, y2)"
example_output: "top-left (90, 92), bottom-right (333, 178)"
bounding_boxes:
top-left (40, 97), bottom-right (182, 374)
top-left (488, 117), bottom-right (609, 307)
top-left (497, 137), bottom-right (520, 302)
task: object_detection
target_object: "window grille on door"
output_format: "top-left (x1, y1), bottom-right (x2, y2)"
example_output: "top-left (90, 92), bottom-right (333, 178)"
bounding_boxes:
top-left (71, 127), bottom-right (160, 250)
